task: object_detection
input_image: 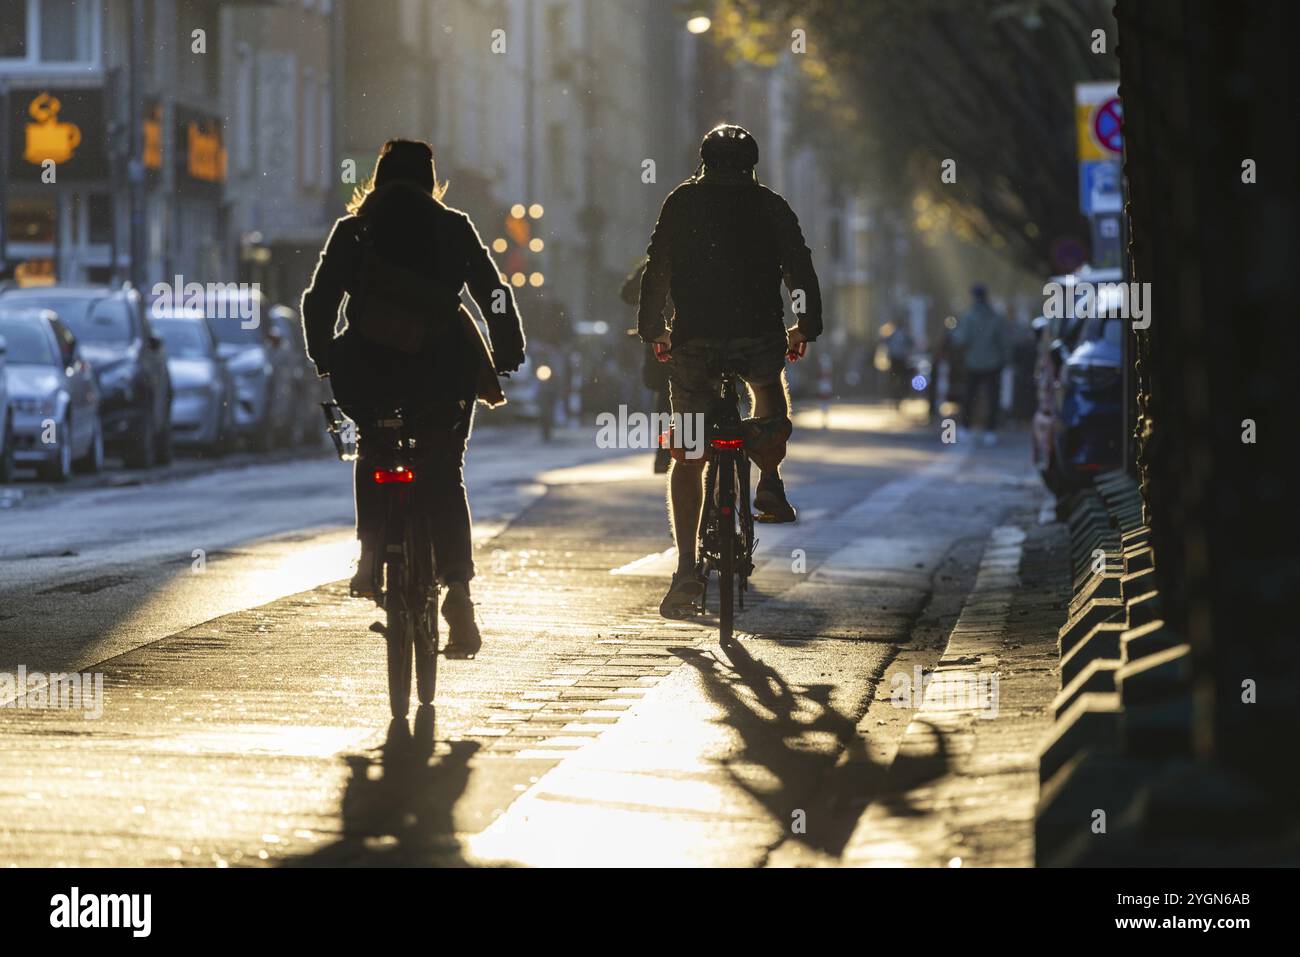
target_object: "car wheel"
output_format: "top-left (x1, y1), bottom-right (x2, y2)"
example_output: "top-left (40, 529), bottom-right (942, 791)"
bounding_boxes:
top-left (73, 415), bottom-right (104, 474)
top-left (0, 413), bottom-right (15, 484)
top-left (123, 414), bottom-right (157, 470)
top-left (37, 415), bottom-right (73, 482)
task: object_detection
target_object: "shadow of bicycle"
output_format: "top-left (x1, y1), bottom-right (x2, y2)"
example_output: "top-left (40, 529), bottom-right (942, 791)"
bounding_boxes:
top-left (671, 637), bottom-right (954, 859)
top-left (285, 706), bottom-right (478, 867)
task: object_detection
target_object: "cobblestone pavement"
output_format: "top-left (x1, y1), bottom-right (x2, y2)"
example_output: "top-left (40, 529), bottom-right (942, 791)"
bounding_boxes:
top-left (0, 405), bottom-right (1067, 866)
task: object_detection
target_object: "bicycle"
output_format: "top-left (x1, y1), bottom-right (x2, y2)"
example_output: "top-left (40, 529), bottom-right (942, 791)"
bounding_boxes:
top-left (323, 400), bottom-right (439, 718)
top-left (693, 355), bottom-right (758, 646)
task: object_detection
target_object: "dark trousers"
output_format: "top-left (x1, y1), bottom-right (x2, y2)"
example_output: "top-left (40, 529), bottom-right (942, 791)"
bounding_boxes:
top-left (331, 329), bottom-right (479, 584)
top-left (350, 402), bottom-right (476, 584)
top-left (962, 368), bottom-right (1002, 431)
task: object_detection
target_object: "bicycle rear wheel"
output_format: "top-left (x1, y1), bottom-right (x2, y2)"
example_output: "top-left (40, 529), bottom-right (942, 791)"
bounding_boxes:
top-left (385, 558), bottom-right (414, 719)
top-left (716, 454), bottom-right (737, 645)
top-left (414, 590), bottom-right (438, 705)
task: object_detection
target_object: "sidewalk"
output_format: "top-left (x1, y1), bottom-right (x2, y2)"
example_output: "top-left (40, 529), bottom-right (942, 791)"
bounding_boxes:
top-left (839, 502), bottom-right (1068, 866)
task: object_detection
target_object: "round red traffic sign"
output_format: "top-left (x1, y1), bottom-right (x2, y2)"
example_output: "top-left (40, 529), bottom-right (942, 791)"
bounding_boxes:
top-left (1093, 97), bottom-right (1123, 154)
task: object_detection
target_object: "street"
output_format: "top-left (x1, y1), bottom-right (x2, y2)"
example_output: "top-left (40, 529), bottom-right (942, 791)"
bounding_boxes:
top-left (0, 406), bottom-right (1064, 867)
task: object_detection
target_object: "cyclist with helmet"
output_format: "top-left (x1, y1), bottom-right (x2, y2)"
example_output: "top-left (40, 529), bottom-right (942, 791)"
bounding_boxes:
top-left (637, 124), bottom-right (824, 619)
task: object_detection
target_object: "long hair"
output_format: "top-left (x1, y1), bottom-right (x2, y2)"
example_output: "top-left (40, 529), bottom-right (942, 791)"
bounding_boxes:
top-left (347, 138), bottom-right (448, 214)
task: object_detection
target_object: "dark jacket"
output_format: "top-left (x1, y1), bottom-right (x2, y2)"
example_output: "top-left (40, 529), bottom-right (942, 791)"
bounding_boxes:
top-left (300, 183), bottom-right (525, 392)
top-left (636, 171), bottom-right (823, 345)
top-left (954, 301), bottom-right (1009, 374)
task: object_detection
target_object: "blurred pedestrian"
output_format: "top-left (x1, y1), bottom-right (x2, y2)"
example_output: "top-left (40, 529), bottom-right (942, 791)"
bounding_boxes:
top-left (953, 283), bottom-right (1009, 445)
top-left (884, 317), bottom-right (914, 409)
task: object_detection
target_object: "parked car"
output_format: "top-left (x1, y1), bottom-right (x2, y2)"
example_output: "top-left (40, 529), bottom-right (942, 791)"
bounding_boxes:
top-left (267, 304), bottom-right (326, 446)
top-left (152, 308), bottom-right (234, 455)
top-left (1031, 270), bottom-right (1125, 493)
top-left (199, 288), bottom-right (295, 451)
top-left (1055, 314), bottom-right (1124, 480)
top-left (0, 328), bottom-right (13, 483)
top-left (0, 307), bottom-right (102, 481)
top-left (0, 284), bottom-right (172, 468)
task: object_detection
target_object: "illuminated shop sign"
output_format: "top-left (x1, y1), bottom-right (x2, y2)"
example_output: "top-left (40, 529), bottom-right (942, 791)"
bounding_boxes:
top-left (174, 107), bottom-right (227, 188)
top-left (7, 88), bottom-right (106, 181)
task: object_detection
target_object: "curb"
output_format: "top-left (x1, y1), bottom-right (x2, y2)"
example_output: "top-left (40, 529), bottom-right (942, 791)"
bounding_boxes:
top-left (1031, 470), bottom-right (1298, 865)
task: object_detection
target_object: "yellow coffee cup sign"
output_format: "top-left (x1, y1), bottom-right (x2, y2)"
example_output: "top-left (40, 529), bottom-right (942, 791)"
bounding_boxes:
top-left (24, 92), bottom-right (82, 166)
top-left (186, 119), bottom-right (226, 183)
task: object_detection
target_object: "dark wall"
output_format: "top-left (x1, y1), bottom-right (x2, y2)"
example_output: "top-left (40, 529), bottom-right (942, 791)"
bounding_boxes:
top-left (1116, 0), bottom-right (1299, 794)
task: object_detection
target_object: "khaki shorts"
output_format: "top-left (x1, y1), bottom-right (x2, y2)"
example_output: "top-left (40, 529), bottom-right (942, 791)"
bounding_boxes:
top-left (667, 333), bottom-right (787, 415)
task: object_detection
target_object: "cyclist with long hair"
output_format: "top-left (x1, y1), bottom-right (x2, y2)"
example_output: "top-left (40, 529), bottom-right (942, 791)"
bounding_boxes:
top-left (301, 139), bottom-right (525, 655)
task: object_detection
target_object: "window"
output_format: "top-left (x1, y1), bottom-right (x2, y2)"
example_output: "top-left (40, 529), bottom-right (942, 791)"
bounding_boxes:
top-left (39, 0), bottom-right (91, 61)
top-left (234, 45), bottom-right (254, 173)
top-left (318, 83), bottom-right (331, 186)
top-left (0, 0), bottom-right (27, 58)
top-left (547, 5), bottom-right (572, 80)
top-left (0, 317), bottom-right (56, 364)
top-left (302, 71), bottom-right (317, 187)
top-left (7, 197), bottom-right (56, 243)
top-left (548, 122), bottom-right (569, 196)
top-left (0, 0), bottom-right (98, 65)
top-left (88, 193), bottom-right (112, 244)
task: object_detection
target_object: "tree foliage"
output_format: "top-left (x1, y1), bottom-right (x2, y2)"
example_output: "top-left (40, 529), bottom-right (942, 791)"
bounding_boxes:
top-left (712, 0), bottom-right (1118, 274)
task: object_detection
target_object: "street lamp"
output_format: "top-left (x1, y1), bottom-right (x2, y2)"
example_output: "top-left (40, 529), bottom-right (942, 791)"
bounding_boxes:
top-left (686, 15), bottom-right (711, 34)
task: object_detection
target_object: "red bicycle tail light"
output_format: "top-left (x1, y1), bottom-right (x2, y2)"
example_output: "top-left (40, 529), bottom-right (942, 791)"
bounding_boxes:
top-left (711, 437), bottom-right (744, 450)
top-left (373, 466), bottom-right (416, 484)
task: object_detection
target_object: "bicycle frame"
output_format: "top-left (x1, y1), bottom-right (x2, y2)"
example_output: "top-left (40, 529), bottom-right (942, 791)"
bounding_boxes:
top-left (323, 401), bottom-right (439, 718)
top-left (695, 368), bottom-right (757, 644)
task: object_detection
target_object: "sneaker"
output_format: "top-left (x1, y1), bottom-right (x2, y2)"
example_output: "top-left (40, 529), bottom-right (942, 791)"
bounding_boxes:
top-left (659, 571), bottom-right (705, 620)
top-left (349, 548), bottom-right (377, 599)
top-left (442, 582), bottom-right (482, 657)
top-left (753, 475), bottom-right (797, 523)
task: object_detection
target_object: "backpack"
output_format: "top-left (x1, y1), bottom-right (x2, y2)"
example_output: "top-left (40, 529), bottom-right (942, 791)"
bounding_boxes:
top-left (351, 217), bottom-right (461, 354)
top-left (349, 217), bottom-right (506, 408)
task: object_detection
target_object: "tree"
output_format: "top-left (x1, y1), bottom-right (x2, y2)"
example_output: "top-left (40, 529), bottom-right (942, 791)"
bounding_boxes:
top-left (711, 0), bottom-right (1117, 274)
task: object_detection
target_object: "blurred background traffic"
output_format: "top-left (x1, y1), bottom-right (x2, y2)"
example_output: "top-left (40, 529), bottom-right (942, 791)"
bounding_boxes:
top-left (0, 0), bottom-right (1121, 491)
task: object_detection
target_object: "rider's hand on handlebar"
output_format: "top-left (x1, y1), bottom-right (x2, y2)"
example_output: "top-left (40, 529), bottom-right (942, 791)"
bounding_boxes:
top-left (652, 332), bottom-right (672, 362)
top-left (786, 325), bottom-right (808, 362)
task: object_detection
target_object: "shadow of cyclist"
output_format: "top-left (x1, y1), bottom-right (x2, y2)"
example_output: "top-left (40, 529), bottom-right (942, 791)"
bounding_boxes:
top-left (671, 641), bottom-right (953, 858)
top-left (286, 707), bottom-right (479, 867)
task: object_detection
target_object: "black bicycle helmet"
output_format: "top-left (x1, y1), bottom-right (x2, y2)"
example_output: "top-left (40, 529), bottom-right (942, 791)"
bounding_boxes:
top-left (700, 124), bottom-right (759, 172)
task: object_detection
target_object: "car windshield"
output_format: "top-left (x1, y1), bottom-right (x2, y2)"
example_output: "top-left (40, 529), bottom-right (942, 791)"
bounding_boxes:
top-left (154, 317), bottom-right (213, 358)
top-left (17, 296), bottom-right (133, 344)
top-left (0, 317), bottom-right (56, 365)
